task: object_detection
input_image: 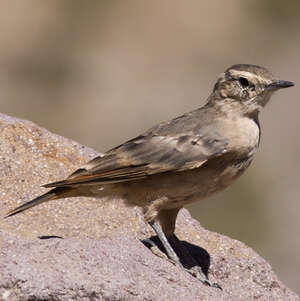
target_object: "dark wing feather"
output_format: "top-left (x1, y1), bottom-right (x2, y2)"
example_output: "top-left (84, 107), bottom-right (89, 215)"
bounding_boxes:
top-left (44, 109), bottom-right (228, 188)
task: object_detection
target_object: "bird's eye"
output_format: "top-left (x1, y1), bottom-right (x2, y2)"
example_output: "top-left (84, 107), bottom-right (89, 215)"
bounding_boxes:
top-left (239, 77), bottom-right (249, 87)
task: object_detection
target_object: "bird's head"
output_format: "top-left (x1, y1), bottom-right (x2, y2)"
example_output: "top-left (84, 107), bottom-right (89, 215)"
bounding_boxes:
top-left (212, 64), bottom-right (294, 114)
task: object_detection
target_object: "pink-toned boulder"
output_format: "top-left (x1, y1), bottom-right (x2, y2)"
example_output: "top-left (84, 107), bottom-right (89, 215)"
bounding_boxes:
top-left (0, 113), bottom-right (298, 300)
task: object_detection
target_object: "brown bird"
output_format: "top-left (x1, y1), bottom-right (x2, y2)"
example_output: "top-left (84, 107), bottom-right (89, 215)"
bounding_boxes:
top-left (6, 64), bottom-right (294, 287)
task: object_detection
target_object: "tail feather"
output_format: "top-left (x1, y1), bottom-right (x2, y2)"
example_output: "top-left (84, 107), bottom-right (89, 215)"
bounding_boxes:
top-left (5, 187), bottom-right (72, 218)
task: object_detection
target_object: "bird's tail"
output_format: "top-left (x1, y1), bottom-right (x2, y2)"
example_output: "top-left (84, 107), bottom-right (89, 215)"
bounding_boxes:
top-left (5, 186), bottom-right (73, 218)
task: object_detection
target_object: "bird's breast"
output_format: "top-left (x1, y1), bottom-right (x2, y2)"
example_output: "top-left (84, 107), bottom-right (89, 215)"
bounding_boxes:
top-left (223, 115), bottom-right (260, 156)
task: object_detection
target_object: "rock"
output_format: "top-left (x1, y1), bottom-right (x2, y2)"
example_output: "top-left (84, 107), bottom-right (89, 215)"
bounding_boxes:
top-left (0, 113), bottom-right (298, 301)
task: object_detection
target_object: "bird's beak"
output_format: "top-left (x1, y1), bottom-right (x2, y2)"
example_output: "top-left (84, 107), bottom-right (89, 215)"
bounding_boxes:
top-left (267, 80), bottom-right (295, 90)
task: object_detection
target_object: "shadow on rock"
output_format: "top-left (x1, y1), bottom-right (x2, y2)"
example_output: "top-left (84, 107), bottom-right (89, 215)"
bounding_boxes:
top-left (141, 235), bottom-right (210, 277)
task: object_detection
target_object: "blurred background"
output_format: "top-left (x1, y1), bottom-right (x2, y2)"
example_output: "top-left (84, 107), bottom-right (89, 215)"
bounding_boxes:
top-left (0, 0), bottom-right (299, 293)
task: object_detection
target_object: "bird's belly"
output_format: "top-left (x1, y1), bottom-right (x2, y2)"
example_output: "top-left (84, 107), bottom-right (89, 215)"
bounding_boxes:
top-left (166, 161), bottom-right (252, 208)
top-left (120, 154), bottom-right (254, 209)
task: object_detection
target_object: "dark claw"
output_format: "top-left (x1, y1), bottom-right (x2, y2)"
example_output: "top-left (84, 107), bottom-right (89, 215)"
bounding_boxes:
top-left (211, 282), bottom-right (223, 290)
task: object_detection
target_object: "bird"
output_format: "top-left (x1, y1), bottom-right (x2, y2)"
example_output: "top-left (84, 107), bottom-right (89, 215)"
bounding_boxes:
top-left (6, 64), bottom-right (294, 287)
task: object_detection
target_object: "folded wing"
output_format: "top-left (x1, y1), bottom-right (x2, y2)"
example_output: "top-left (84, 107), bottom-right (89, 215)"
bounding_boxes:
top-left (44, 131), bottom-right (228, 188)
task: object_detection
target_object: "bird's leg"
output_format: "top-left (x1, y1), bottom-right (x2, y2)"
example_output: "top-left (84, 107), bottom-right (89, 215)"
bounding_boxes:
top-left (149, 221), bottom-right (221, 288)
top-left (144, 203), bottom-right (219, 287)
top-left (144, 204), bottom-right (182, 264)
top-left (149, 220), bottom-right (182, 265)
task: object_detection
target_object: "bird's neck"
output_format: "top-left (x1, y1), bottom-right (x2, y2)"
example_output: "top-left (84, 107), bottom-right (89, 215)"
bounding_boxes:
top-left (205, 92), bottom-right (260, 121)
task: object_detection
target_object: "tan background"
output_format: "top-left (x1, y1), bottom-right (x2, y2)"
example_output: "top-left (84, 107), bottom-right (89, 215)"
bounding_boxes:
top-left (0, 0), bottom-right (299, 293)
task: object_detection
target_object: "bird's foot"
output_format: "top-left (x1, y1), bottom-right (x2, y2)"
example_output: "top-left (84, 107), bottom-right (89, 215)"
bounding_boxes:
top-left (144, 222), bottom-right (221, 288)
top-left (143, 236), bottom-right (221, 288)
top-left (185, 265), bottom-right (222, 289)
top-left (142, 238), bottom-right (168, 260)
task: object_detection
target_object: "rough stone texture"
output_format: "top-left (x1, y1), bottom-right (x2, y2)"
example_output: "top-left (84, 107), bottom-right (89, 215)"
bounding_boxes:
top-left (0, 113), bottom-right (298, 301)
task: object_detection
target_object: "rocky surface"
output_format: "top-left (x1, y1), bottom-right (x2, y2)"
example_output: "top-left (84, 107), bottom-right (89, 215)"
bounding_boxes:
top-left (0, 113), bottom-right (298, 301)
